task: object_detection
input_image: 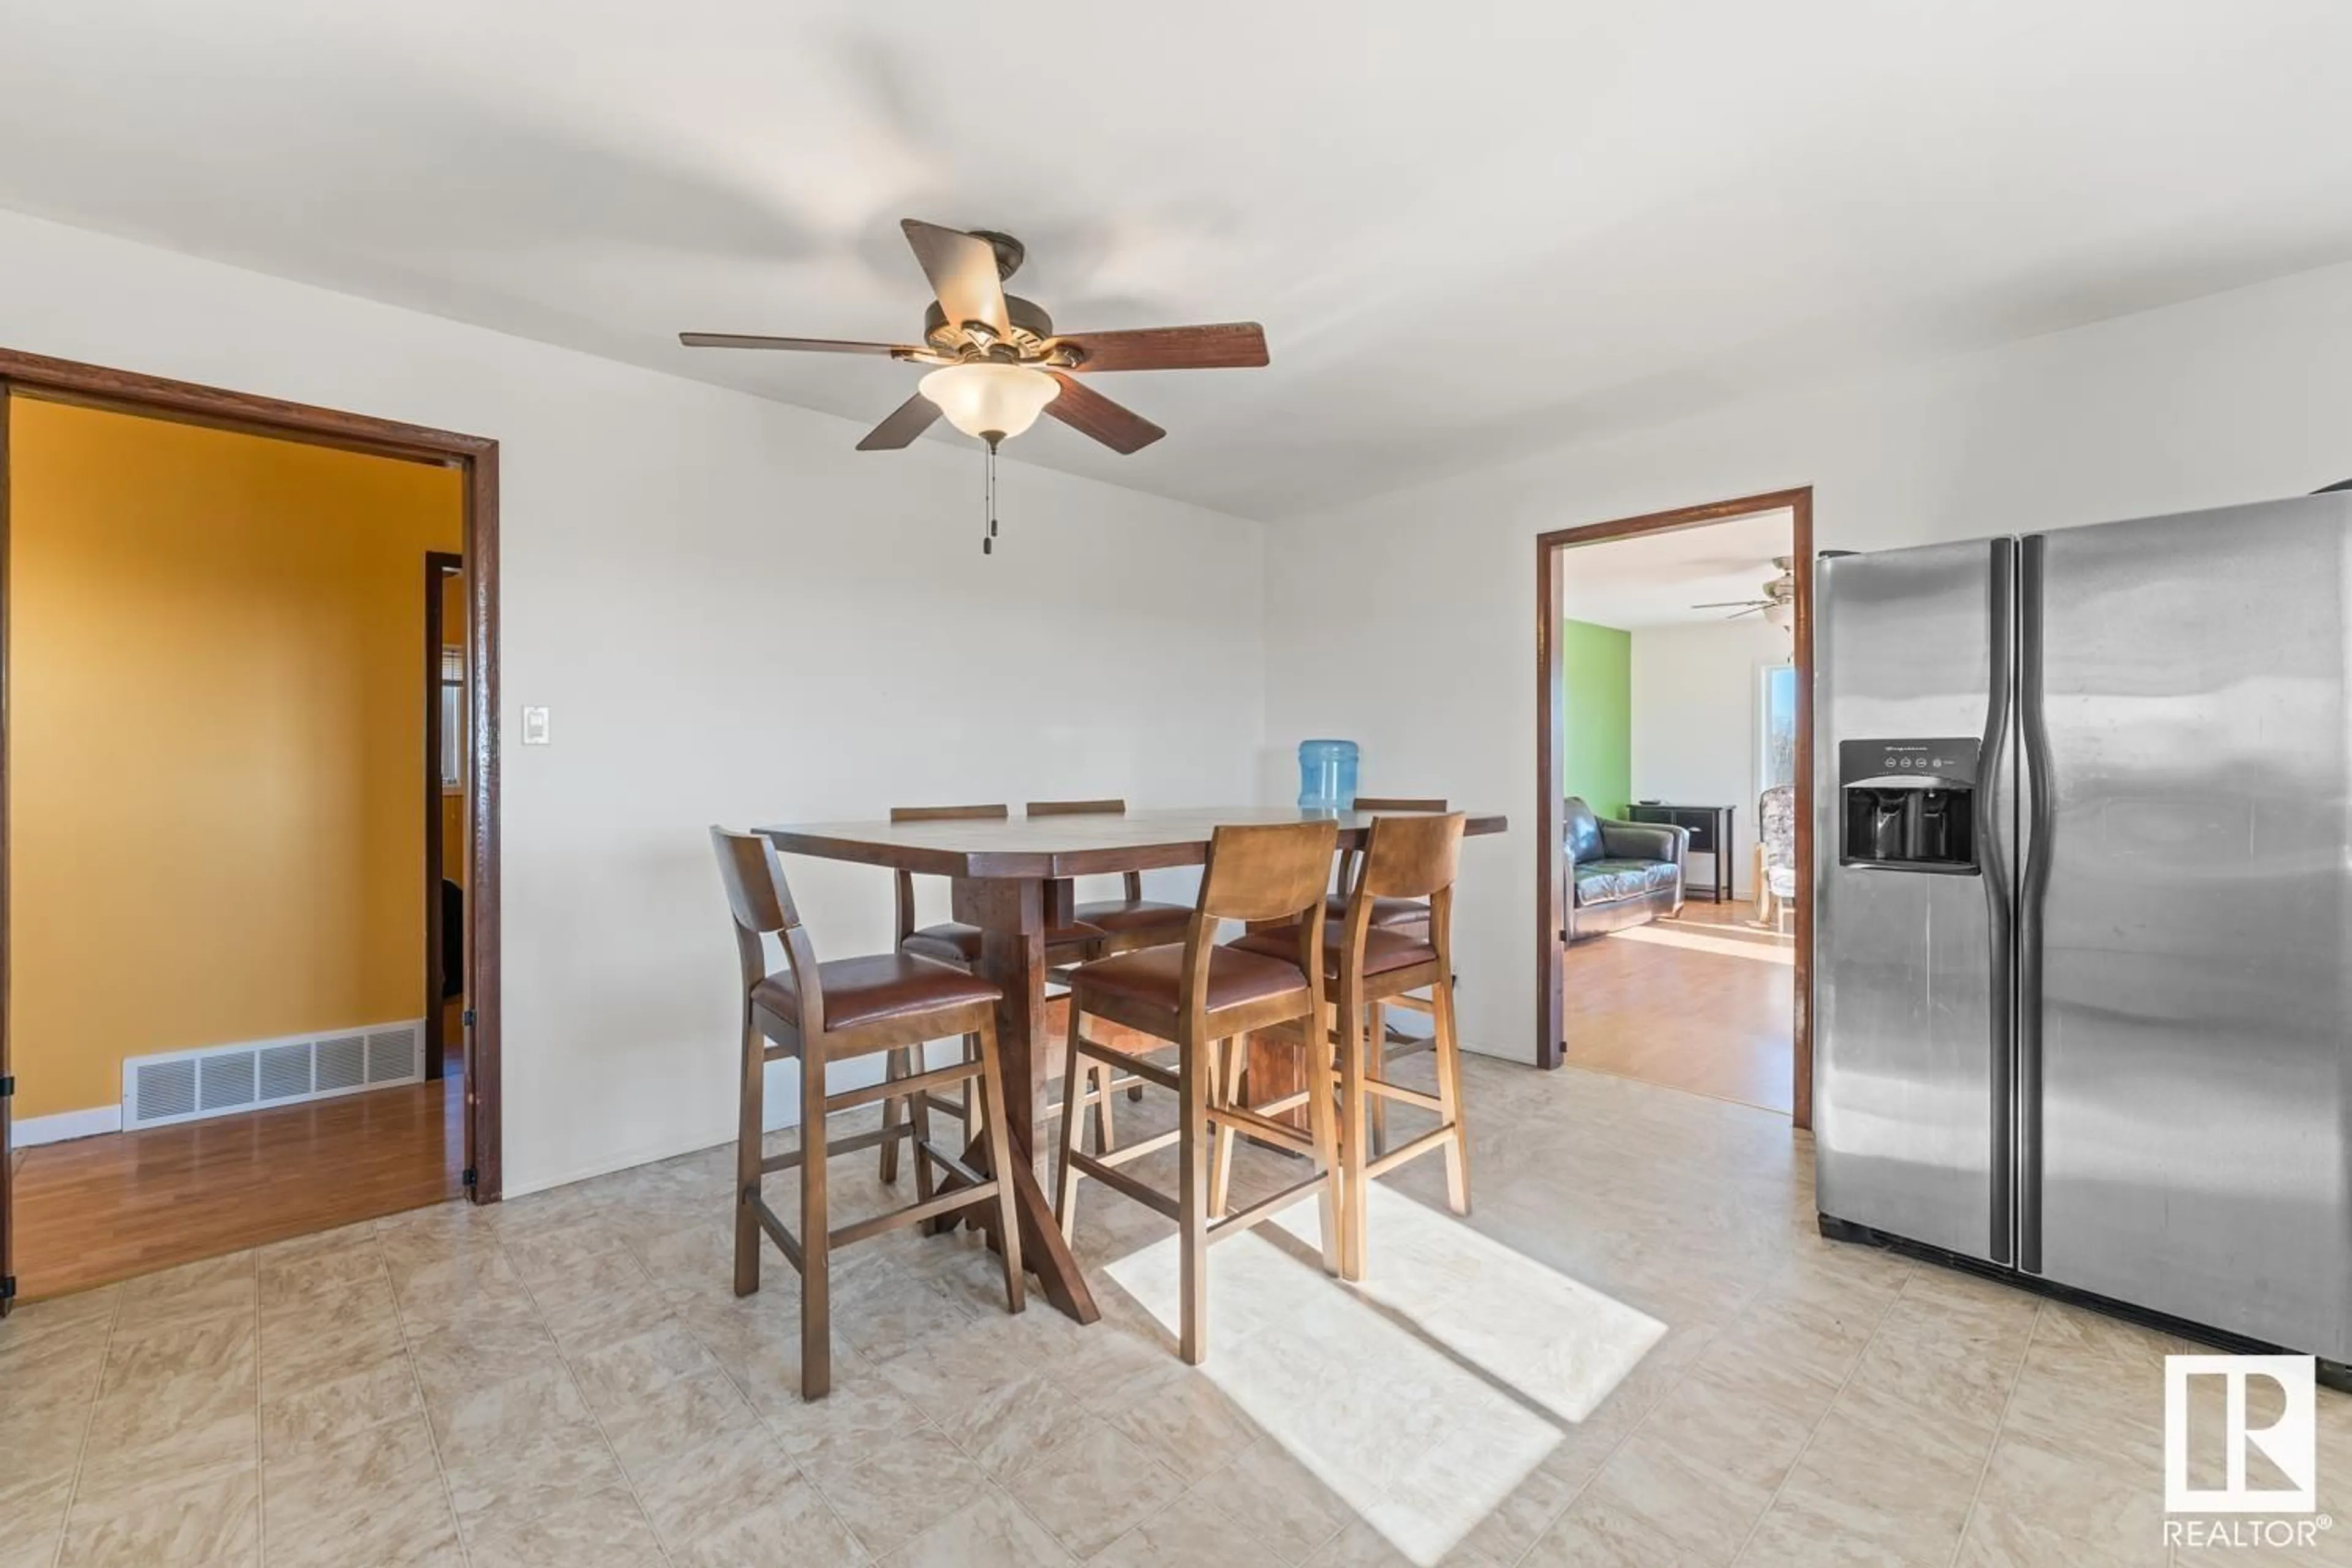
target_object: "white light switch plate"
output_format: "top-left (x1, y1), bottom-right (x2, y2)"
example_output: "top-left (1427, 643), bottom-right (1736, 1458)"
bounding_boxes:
top-left (521, 706), bottom-right (551, 745)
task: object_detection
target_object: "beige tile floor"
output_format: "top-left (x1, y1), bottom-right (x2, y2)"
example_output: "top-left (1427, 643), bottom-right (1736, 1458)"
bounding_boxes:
top-left (4, 1054), bottom-right (2349, 1567)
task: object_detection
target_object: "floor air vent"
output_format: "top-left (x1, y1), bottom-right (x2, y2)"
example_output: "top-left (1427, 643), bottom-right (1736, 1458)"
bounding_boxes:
top-left (123, 1019), bottom-right (425, 1129)
top-left (316, 1035), bottom-right (367, 1092)
top-left (367, 1028), bottom-right (418, 1084)
top-left (200, 1052), bottom-right (256, 1112)
top-left (257, 1043), bottom-right (311, 1101)
top-left (133, 1058), bottom-right (198, 1122)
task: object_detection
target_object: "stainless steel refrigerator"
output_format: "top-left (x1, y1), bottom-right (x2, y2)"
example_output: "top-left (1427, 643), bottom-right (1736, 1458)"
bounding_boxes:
top-left (1813, 491), bottom-right (2352, 1364)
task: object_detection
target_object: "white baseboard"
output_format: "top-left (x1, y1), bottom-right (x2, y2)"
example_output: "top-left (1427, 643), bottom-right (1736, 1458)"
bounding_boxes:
top-left (13, 1104), bottom-right (124, 1147)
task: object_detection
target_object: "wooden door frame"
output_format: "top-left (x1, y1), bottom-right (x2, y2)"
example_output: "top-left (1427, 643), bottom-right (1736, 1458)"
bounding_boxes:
top-left (423, 550), bottom-right (464, 1082)
top-left (1536, 486), bottom-right (1817, 1128)
top-left (0, 349), bottom-right (504, 1311)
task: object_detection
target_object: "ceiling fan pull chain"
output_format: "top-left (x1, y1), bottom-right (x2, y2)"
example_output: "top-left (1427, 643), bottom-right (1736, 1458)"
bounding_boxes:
top-left (983, 434), bottom-right (1000, 555)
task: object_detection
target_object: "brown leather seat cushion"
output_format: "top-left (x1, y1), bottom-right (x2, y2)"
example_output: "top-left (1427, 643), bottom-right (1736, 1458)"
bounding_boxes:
top-left (900, 922), bottom-right (984, 965)
top-left (1234, 920), bottom-right (1439, 979)
top-left (1321, 892), bottom-right (1430, 929)
top-left (1071, 898), bottom-right (1193, 939)
top-left (900, 919), bottom-right (1106, 967)
top-left (753, 953), bottom-right (1001, 1033)
top-left (1069, 943), bottom-right (1310, 1017)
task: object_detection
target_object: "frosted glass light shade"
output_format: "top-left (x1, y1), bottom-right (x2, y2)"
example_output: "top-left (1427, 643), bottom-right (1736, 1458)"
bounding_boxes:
top-left (918, 363), bottom-right (1060, 441)
top-left (1763, 597), bottom-right (1794, 630)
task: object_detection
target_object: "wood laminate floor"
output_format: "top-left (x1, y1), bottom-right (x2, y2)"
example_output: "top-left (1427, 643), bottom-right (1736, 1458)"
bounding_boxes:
top-left (1561, 895), bottom-right (1796, 1114)
top-left (9, 1063), bottom-right (462, 1301)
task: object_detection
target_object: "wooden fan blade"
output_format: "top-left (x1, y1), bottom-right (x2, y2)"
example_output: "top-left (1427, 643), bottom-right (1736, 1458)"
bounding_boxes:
top-left (856, 392), bottom-right (942, 451)
top-left (1052, 322), bottom-right (1268, 372)
top-left (1044, 372), bottom-right (1164, 454)
top-left (900, 219), bottom-right (1010, 337)
top-left (679, 333), bottom-right (916, 355)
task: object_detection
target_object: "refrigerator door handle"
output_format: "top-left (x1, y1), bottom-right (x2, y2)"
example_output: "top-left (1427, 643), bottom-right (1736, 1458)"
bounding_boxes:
top-left (2015, 534), bottom-right (2051, 1274)
top-left (1980, 538), bottom-right (2017, 1265)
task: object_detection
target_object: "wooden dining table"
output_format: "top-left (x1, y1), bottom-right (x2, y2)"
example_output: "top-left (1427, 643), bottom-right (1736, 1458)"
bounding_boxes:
top-left (758, 805), bottom-right (1507, 1324)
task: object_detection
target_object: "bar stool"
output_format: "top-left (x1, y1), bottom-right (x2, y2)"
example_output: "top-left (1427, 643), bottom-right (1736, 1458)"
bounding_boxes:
top-left (881, 803), bottom-right (1104, 1182)
top-left (892, 803), bottom-right (1107, 968)
top-left (1325, 796), bottom-right (1449, 932)
top-left (711, 828), bottom-right (1025, 1400)
top-left (1331, 796), bottom-right (1449, 1157)
top-left (1029, 799), bottom-right (1196, 1152)
top-left (1235, 812), bottom-right (1471, 1280)
top-left (1055, 819), bottom-right (1345, 1364)
top-left (1029, 799), bottom-right (1196, 957)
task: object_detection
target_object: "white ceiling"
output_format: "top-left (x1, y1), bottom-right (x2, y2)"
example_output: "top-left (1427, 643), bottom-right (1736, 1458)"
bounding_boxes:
top-left (1560, 510), bottom-right (1793, 630)
top-left (3, 2), bottom-right (2350, 520)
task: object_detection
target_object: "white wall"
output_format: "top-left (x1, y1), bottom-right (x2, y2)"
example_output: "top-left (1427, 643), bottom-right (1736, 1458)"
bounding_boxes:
top-left (1629, 619), bottom-right (1792, 899)
top-left (1264, 258), bottom-right (2352, 1062)
top-left (0, 209), bottom-right (1268, 1196)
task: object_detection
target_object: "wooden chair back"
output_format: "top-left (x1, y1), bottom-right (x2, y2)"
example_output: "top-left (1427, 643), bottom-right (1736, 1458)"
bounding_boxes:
top-left (1341, 812), bottom-right (1465, 976)
top-left (891, 804), bottom-right (1012, 824)
top-left (1027, 799), bottom-right (1148, 900)
top-left (711, 827), bottom-right (821, 1024)
top-left (1180, 818), bottom-right (1336, 1028)
top-left (712, 826), bottom-right (801, 936)
top-left (890, 804), bottom-right (1009, 938)
top-left (1199, 820), bottom-right (1339, 924)
top-left (1357, 811), bottom-right (1466, 902)
top-left (1338, 796), bottom-right (1449, 894)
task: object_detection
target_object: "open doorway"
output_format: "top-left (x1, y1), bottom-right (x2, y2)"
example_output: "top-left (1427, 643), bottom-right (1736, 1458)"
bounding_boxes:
top-left (1536, 489), bottom-right (1815, 1125)
top-left (0, 350), bottom-right (502, 1312)
top-left (425, 550), bottom-right (466, 1080)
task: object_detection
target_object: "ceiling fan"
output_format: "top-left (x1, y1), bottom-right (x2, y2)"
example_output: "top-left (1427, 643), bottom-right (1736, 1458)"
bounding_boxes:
top-left (680, 219), bottom-right (1268, 458)
top-left (1692, 556), bottom-right (1797, 628)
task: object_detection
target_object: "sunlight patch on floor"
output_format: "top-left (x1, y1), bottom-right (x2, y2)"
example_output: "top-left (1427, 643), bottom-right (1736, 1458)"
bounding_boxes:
top-left (1103, 1186), bottom-right (1664, 1565)
top-left (1266, 1186), bottom-right (1667, 1423)
top-left (1608, 922), bottom-right (1795, 963)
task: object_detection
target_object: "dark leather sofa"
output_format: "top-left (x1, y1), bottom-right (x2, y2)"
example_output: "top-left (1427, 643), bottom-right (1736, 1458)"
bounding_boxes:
top-left (1563, 797), bottom-right (1687, 941)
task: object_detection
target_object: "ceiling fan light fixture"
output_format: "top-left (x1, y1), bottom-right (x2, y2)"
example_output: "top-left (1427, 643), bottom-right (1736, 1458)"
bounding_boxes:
top-left (918, 362), bottom-right (1059, 442)
top-left (680, 221), bottom-right (1264, 458)
top-left (1764, 597), bottom-right (1795, 631)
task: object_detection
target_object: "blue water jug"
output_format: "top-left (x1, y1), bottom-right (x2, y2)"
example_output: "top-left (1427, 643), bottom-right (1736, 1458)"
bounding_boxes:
top-left (1297, 739), bottom-right (1360, 813)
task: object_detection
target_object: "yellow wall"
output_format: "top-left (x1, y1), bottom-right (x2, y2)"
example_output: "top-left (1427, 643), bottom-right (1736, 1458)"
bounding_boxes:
top-left (7, 398), bottom-right (464, 1118)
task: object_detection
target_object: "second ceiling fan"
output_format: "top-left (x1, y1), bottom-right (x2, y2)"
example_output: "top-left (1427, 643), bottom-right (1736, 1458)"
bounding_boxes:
top-left (681, 219), bottom-right (1268, 456)
top-left (1692, 556), bottom-right (1798, 628)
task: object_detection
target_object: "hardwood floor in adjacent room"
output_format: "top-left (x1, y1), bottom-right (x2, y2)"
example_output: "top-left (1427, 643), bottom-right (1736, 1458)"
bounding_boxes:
top-left (1561, 895), bottom-right (1796, 1114)
top-left (9, 1069), bottom-right (463, 1301)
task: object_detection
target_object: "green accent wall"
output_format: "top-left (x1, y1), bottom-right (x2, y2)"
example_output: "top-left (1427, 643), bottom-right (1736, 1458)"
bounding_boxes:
top-left (1561, 618), bottom-right (1631, 818)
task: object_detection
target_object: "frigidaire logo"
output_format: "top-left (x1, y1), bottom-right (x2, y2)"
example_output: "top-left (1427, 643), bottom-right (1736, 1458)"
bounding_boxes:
top-left (2162, 1355), bottom-right (2329, 1551)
